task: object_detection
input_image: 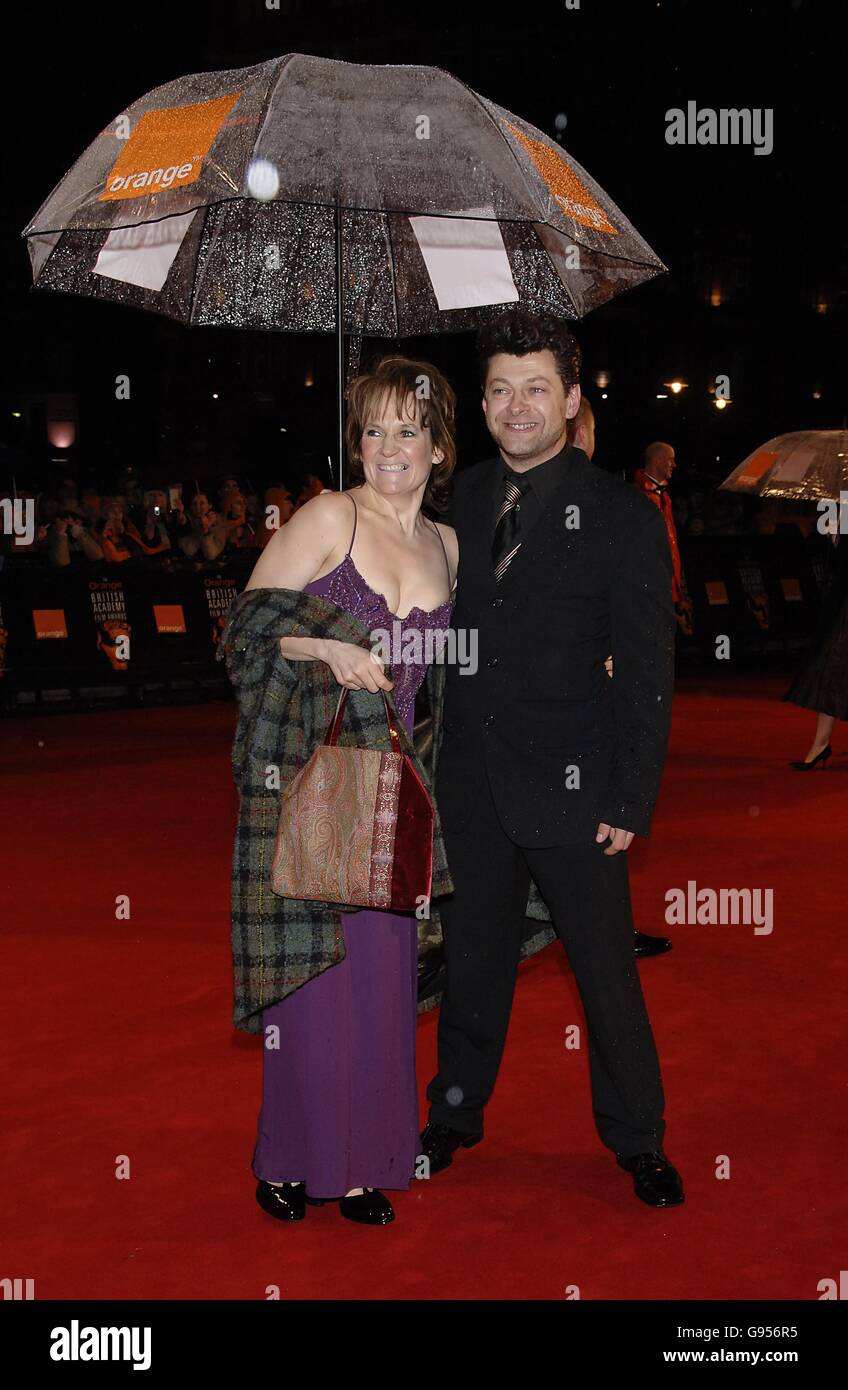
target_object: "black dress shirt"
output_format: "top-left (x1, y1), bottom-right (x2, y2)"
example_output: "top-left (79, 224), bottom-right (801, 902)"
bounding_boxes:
top-left (490, 444), bottom-right (576, 538)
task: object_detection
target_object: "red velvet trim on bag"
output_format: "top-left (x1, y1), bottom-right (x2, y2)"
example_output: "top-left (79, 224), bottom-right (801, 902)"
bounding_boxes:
top-left (389, 756), bottom-right (434, 909)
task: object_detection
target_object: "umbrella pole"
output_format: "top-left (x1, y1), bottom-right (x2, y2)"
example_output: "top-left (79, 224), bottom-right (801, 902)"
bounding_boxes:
top-left (335, 204), bottom-right (344, 492)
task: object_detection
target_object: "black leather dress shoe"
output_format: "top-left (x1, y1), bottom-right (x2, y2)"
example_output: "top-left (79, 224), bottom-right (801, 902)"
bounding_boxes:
top-left (255, 1179), bottom-right (306, 1221)
top-left (616, 1151), bottom-right (685, 1207)
top-left (419, 1121), bottom-right (483, 1174)
top-left (634, 930), bottom-right (672, 957)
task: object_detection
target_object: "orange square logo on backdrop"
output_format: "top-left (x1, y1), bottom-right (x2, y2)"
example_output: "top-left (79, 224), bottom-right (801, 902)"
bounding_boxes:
top-left (99, 93), bottom-right (241, 202)
top-left (153, 605), bottom-right (186, 634)
top-left (705, 582), bottom-right (729, 606)
top-left (33, 609), bottom-right (68, 638)
top-left (780, 577), bottom-right (802, 602)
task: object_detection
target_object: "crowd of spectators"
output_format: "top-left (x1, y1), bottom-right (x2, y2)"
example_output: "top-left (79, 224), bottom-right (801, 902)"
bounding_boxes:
top-left (0, 470), bottom-right (328, 572)
top-left (0, 450), bottom-right (822, 577)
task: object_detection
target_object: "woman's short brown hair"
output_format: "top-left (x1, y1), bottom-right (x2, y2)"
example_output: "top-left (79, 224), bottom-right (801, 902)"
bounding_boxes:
top-left (344, 355), bottom-right (457, 513)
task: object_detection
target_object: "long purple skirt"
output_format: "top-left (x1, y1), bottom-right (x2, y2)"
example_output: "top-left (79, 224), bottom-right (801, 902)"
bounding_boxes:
top-left (252, 776), bottom-right (420, 1197)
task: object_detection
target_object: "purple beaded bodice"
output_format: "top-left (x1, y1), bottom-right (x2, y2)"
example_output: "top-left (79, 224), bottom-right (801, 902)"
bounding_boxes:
top-left (304, 552), bottom-right (453, 727)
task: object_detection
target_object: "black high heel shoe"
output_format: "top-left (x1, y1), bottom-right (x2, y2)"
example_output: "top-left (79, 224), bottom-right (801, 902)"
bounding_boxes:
top-left (255, 1179), bottom-right (306, 1221)
top-left (305, 1187), bottom-right (395, 1225)
top-left (789, 743), bottom-right (832, 770)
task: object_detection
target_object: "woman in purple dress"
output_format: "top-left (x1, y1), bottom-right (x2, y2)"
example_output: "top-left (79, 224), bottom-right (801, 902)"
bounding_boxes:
top-left (242, 356), bottom-right (458, 1226)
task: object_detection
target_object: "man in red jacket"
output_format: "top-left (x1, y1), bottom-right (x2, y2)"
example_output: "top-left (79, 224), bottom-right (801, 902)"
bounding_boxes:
top-left (633, 442), bottom-right (683, 604)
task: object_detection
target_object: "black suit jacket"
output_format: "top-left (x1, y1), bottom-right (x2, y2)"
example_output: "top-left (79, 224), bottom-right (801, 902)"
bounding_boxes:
top-left (436, 445), bottom-right (675, 846)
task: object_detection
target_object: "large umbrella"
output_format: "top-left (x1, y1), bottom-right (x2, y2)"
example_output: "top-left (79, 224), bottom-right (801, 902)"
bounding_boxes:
top-left (719, 430), bottom-right (848, 501)
top-left (21, 51), bottom-right (666, 478)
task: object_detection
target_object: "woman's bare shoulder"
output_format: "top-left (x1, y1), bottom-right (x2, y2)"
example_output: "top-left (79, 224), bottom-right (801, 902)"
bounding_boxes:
top-left (433, 519), bottom-right (459, 583)
top-left (244, 489), bottom-right (354, 589)
top-left (298, 487), bottom-right (355, 520)
top-left (272, 488), bottom-right (353, 544)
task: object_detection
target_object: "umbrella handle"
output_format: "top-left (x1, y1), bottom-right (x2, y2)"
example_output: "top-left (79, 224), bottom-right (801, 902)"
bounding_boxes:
top-left (335, 204), bottom-right (344, 492)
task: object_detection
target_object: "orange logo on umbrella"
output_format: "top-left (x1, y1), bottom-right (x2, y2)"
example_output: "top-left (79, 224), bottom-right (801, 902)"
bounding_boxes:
top-left (502, 119), bottom-right (618, 235)
top-left (99, 92), bottom-right (241, 202)
top-left (737, 450), bottom-right (779, 487)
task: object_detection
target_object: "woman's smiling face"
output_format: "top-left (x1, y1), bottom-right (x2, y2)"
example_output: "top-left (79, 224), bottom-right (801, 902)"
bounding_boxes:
top-left (359, 390), bottom-right (444, 499)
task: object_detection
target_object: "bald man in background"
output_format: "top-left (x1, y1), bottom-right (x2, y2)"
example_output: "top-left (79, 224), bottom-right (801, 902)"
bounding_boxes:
top-left (633, 443), bottom-right (683, 604)
top-left (567, 396), bottom-right (596, 461)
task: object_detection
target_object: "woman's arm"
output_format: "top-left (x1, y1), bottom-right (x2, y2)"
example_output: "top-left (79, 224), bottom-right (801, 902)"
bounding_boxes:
top-left (244, 490), bottom-right (348, 591)
top-left (245, 492), bottom-right (392, 692)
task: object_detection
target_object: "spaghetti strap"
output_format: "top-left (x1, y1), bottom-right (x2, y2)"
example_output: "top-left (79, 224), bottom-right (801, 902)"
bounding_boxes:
top-left (345, 492), bottom-right (358, 558)
top-left (430, 519), bottom-right (454, 591)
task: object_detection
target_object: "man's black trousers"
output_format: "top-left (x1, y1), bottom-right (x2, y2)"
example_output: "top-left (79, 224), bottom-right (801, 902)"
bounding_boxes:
top-left (426, 764), bottom-right (666, 1158)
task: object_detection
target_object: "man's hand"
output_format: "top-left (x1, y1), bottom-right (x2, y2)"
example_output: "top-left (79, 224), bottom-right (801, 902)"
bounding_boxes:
top-left (595, 822), bottom-right (634, 855)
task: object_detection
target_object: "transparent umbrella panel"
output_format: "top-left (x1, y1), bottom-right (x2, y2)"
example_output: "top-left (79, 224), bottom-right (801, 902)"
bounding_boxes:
top-left (719, 431), bottom-right (848, 503)
top-left (22, 51), bottom-right (666, 333)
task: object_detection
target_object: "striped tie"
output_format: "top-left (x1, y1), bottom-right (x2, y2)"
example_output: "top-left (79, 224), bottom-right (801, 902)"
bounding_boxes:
top-left (492, 474), bottom-right (530, 582)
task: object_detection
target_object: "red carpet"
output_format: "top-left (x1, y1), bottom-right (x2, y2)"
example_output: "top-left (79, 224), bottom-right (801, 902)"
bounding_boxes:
top-left (2, 673), bottom-right (845, 1300)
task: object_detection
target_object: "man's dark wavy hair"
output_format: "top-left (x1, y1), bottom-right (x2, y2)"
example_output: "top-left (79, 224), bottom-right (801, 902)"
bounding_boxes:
top-left (476, 307), bottom-right (582, 396)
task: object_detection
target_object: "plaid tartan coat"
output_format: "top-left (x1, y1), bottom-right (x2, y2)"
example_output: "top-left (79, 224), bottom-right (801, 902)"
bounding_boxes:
top-left (216, 584), bottom-right (555, 1034)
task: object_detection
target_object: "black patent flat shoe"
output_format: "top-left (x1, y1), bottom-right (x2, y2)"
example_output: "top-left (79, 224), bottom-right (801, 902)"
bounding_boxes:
top-left (303, 1187), bottom-right (395, 1223)
top-left (255, 1179), bottom-right (306, 1221)
top-left (615, 1150), bottom-right (685, 1207)
top-left (339, 1187), bottom-right (395, 1225)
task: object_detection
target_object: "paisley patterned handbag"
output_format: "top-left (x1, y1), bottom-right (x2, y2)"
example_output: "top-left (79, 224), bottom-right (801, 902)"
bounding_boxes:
top-left (270, 688), bottom-right (435, 911)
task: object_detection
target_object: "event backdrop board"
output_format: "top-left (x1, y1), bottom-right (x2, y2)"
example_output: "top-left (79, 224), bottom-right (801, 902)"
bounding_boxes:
top-left (0, 556), bottom-right (253, 686)
top-left (0, 535), bottom-right (832, 693)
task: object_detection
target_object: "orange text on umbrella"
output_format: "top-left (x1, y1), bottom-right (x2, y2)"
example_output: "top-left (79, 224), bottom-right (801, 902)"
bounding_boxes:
top-left (99, 93), bottom-right (241, 202)
top-left (501, 119), bottom-right (618, 235)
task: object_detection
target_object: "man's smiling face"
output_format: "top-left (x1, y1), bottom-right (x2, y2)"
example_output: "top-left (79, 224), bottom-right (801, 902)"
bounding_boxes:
top-left (482, 349), bottom-right (580, 470)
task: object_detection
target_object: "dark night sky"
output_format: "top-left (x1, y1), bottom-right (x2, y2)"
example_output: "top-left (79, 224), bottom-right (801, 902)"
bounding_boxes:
top-left (1, 0), bottom-right (843, 494)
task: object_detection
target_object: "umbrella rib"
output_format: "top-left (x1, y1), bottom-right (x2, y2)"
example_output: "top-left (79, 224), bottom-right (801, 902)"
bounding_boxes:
top-left (253, 52), bottom-right (296, 154)
top-left (532, 228), bottom-right (580, 320)
top-left (444, 70), bottom-right (544, 217)
top-left (186, 205), bottom-right (208, 326)
top-left (25, 198), bottom-right (667, 263)
top-left (544, 228), bottom-right (667, 271)
top-left (24, 199), bottom-right (599, 241)
top-left (384, 213), bottom-right (401, 339)
top-left (436, 69), bottom-right (666, 274)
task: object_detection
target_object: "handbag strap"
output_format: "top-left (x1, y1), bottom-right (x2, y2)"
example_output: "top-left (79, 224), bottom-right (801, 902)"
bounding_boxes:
top-left (325, 687), bottom-right (402, 752)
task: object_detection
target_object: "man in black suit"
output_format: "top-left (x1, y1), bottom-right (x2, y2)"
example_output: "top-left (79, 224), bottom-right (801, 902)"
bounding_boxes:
top-left (421, 308), bottom-right (683, 1207)
top-left (567, 394), bottom-right (672, 959)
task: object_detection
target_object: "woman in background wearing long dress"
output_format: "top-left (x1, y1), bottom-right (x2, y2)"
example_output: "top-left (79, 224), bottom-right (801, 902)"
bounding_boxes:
top-left (785, 528), bottom-right (848, 768)
top-left (242, 356), bottom-right (457, 1226)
